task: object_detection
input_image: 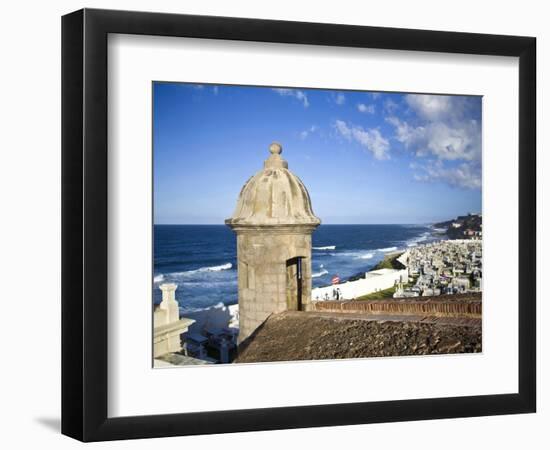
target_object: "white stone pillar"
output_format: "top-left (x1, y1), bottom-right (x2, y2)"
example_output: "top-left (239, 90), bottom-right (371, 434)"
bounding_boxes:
top-left (159, 283), bottom-right (179, 324)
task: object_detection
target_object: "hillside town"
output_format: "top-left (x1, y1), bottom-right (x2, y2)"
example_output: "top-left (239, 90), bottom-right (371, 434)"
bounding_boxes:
top-left (434, 212), bottom-right (482, 240)
top-left (394, 239), bottom-right (482, 298)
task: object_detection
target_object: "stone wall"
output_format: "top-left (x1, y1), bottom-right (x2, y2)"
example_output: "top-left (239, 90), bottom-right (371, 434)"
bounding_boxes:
top-left (236, 230), bottom-right (313, 342)
top-left (313, 292), bottom-right (481, 318)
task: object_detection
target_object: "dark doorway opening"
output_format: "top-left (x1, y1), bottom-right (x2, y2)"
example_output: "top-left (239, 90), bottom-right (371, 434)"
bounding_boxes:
top-left (286, 257), bottom-right (303, 311)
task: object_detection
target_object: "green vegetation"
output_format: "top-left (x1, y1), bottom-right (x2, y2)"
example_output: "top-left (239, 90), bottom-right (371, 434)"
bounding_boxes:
top-left (373, 252), bottom-right (406, 270)
top-left (356, 286), bottom-right (398, 300)
top-left (356, 277), bottom-right (415, 301)
top-left (352, 252), bottom-right (409, 300)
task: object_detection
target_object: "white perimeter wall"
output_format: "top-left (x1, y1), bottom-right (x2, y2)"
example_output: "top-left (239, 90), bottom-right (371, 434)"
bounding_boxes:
top-left (312, 269), bottom-right (408, 300)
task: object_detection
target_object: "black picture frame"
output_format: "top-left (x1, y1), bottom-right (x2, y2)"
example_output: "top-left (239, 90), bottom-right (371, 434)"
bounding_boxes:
top-left (61, 8), bottom-right (536, 442)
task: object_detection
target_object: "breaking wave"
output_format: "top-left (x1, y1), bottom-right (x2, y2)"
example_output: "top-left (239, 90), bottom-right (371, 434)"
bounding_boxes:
top-left (406, 231), bottom-right (432, 247)
top-left (357, 252), bottom-right (374, 259)
top-left (155, 263), bottom-right (234, 283)
top-left (312, 268), bottom-right (329, 278)
top-left (173, 262), bottom-right (233, 275)
top-left (153, 274), bottom-right (164, 283)
top-left (330, 251), bottom-right (375, 260)
top-left (313, 245), bottom-right (336, 250)
top-left (377, 246), bottom-right (398, 252)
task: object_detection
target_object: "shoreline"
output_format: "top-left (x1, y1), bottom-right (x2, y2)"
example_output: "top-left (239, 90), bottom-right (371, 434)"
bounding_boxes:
top-left (312, 237), bottom-right (482, 302)
top-left (161, 227), bottom-right (484, 316)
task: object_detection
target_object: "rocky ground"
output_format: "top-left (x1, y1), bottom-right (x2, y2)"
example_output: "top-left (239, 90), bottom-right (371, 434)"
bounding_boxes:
top-left (236, 311), bottom-right (481, 363)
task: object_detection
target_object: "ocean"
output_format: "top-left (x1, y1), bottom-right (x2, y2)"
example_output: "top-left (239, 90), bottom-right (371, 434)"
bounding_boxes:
top-left (153, 224), bottom-right (439, 312)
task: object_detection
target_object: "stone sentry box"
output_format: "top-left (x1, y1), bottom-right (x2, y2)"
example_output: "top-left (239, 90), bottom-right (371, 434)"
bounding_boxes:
top-left (226, 143), bottom-right (321, 342)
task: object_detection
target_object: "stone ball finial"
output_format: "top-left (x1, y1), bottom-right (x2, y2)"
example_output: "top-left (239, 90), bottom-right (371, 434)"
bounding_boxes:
top-left (269, 142), bottom-right (282, 155)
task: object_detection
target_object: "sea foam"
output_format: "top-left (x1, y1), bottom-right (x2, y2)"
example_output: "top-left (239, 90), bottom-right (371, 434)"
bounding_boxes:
top-left (312, 268), bottom-right (329, 278)
top-left (173, 262), bottom-right (233, 276)
top-left (153, 274), bottom-right (164, 283)
top-left (155, 262), bottom-right (234, 284)
top-left (357, 252), bottom-right (374, 259)
top-left (405, 231), bottom-right (431, 247)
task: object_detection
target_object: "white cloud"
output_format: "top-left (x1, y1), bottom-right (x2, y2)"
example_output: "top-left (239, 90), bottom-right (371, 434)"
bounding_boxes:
top-left (334, 120), bottom-right (352, 139)
top-left (334, 93), bottom-right (346, 105)
top-left (386, 116), bottom-right (480, 162)
top-left (334, 120), bottom-right (390, 160)
top-left (405, 94), bottom-right (453, 120)
top-left (357, 103), bottom-right (375, 114)
top-left (383, 98), bottom-right (399, 113)
top-left (272, 88), bottom-right (309, 108)
top-left (386, 94), bottom-right (482, 190)
top-left (299, 125), bottom-right (318, 140)
top-left (405, 94), bottom-right (470, 121)
top-left (412, 160), bottom-right (481, 190)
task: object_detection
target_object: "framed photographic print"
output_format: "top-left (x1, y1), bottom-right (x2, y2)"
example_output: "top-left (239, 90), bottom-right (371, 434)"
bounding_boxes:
top-left (62, 8), bottom-right (536, 441)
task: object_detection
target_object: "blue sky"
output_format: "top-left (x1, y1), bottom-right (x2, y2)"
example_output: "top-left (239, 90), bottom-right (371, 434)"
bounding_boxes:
top-left (153, 83), bottom-right (482, 224)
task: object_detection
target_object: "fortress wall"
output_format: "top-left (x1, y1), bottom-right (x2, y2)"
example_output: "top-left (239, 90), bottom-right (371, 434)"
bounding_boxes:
top-left (313, 292), bottom-right (481, 318)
